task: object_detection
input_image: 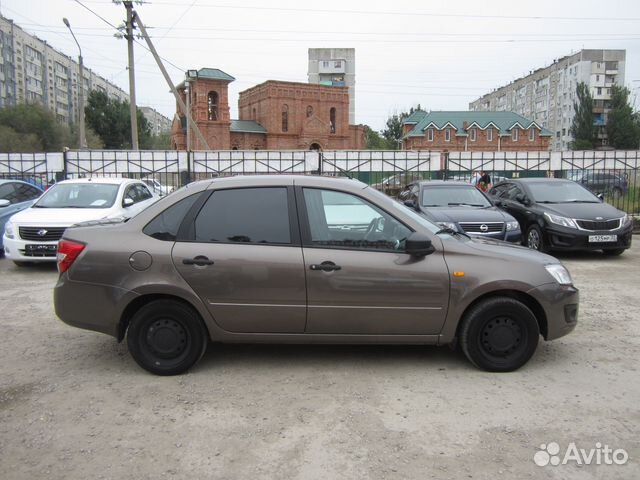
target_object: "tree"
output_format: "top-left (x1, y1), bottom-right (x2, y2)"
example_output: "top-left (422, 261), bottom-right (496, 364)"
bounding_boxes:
top-left (85, 90), bottom-right (151, 149)
top-left (569, 82), bottom-right (597, 150)
top-left (0, 104), bottom-right (69, 151)
top-left (606, 85), bottom-right (640, 149)
top-left (381, 104), bottom-right (423, 150)
top-left (364, 125), bottom-right (393, 150)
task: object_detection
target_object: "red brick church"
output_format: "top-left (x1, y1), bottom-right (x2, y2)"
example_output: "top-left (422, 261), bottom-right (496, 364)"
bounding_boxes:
top-left (171, 68), bottom-right (365, 151)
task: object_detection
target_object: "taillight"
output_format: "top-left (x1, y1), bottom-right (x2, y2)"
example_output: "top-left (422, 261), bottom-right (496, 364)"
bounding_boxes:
top-left (57, 239), bottom-right (86, 273)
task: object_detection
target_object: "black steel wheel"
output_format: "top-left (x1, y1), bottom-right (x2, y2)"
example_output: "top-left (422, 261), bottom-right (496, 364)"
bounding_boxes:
top-left (127, 299), bottom-right (208, 376)
top-left (459, 297), bottom-right (540, 372)
top-left (525, 224), bottom-right (546, 252)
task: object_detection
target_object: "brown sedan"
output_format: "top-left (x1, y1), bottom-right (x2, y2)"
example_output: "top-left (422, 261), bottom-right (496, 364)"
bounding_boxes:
top-left (54, 175), bottom-right (578, 375)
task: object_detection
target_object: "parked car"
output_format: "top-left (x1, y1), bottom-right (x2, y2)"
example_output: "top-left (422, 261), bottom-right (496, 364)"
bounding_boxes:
top-left (398, 181), bottom-right (521, 243)
top-left (488, 178), bottom-right (633, 255)
top-left (3, 177), bottom-right (157, 265)
top-left (569, 170), bottom-right (628, 198)
top-left (371, 172), bottom-right (424, 196)
top-left (0, 180), bottom-right (44, 254)
top-left (141, 177), bottom-right (174, 196)
top-left (54, 175), bottom-right (578, 375)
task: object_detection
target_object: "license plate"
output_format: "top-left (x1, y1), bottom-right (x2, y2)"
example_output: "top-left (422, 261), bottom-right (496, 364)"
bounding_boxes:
top-left (25, 244), bottom-right (57, 253)
top-left (588, 235), bottom-right (617, 243)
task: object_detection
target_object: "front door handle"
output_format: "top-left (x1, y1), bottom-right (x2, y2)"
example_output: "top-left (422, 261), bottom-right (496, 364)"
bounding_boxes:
top-left (182, 255), bottom-right (214, 266)
top-left (310, 261), bottom-right (342, 272)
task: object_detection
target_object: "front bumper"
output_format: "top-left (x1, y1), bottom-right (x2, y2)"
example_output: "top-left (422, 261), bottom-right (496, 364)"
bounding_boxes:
top-left (527, 282), bottom-right (579, 341)
top-left (3, 235), bottom-right (58, 262)
top-left (543, 223), bottom-right (633, 252)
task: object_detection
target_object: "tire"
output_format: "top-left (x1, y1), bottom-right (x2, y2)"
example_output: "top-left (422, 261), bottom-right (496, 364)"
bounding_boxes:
top-left (126, 299), bottom-right (208, 376)
top-left (525, 224), bottom-right (546, 252)
top-left (459, 297), bottom-right (540, 372)
top-left (603, 248), bottom-right (625, 256)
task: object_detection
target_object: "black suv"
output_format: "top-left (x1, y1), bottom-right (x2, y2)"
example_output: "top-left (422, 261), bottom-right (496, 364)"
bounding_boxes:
top-left (488, 178), bottom-right (633, 255)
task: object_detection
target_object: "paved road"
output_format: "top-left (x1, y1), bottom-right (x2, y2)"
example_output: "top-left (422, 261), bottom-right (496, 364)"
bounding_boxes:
top-left (0, 245), bottom-right (638, 479)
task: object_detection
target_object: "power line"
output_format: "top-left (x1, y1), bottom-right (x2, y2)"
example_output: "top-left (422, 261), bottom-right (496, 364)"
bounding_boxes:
top-left (108, 1), bottom-right (640, 22)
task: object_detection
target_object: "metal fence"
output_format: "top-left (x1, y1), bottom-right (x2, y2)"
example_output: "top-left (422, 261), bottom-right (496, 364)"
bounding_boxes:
top-left (1, 149), bottom-right (639, 214)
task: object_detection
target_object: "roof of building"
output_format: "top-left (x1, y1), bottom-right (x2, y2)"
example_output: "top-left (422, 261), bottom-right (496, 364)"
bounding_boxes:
top-left (404, 110), bottom-right (553, 137)
top-left (195, 68), bottom-right (236, 82)
top-left (403, 110), bottom-right (428, 124)
top-left (230, 120), bottom-right (267, 134)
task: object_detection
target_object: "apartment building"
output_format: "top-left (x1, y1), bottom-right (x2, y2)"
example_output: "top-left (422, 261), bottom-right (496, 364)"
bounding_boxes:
top-left (139, 106), bottom-right (172, 136)
top-left (469, 50), bottom-right (626, 150)
top-left (308, 48), bottom-right (356, 124)
top-left (0, 15), bottom-right (129, 126)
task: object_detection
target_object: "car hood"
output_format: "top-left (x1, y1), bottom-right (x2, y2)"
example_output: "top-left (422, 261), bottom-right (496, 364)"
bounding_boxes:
top-left (539, 202), bottom-right (625, 220)
top-left (421, 206), bottom-right (514, 223)
top-left (445, 232), bottom-right (558, 265)
top-left (8, 207), bottom-right (119, 226)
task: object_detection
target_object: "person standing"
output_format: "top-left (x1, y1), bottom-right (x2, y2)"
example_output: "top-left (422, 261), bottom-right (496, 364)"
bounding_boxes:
top-left (477, 170), bottom-right (492, 192)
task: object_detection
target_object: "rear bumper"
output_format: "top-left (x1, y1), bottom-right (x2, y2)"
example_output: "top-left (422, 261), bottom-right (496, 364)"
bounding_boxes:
top-left (54, 274), bottom-right (137, 339)
top-left (544, 224), bottom-right (633, 251)
top-left (527, 283), bottom-right (579, 341)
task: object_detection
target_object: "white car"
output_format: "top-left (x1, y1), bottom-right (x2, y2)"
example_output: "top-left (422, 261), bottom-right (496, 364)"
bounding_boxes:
top-left (3, 177), bottom-right (158, 265)
top-left (141, 177), bottom-right (174, 196)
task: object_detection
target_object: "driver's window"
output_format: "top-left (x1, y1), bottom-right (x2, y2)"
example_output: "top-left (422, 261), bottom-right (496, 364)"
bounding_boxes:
top-left (303, 188), bottom-right (411, 251)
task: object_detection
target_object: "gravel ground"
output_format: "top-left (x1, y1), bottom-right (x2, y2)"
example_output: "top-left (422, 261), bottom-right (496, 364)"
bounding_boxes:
top-left (0, 244), bottom-right (638, 480)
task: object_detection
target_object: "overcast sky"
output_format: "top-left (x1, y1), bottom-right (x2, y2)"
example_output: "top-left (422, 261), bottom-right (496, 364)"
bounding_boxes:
top-left (3, 0), bottom-right (640, 131)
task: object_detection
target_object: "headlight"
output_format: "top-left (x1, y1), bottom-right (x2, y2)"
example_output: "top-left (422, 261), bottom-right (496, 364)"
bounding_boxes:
top-left (621, 215), bottom-right (632, 227)
top-left (545, 264), bottom-right (573, 285)
top-left (4, 221), bottom-right (15, 239)
top-left (544, 212), bottom-right (578, 229)
top-left (506, 221), bottom-right (520, 231)
top-left (438, 222), bottom-right (457, 231)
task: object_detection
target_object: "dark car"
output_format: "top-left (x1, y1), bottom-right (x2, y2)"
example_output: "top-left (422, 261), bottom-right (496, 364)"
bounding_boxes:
top-left (0, 179), bottom-right (44, 254)
top-left (488, 178), bottom-right (633, 255)
top-left (569, 170), bottom-right (628, 198)
top-left (399, 181), bottom-right (521, 243)
top-left (54, 176), bottom-right (579, 375)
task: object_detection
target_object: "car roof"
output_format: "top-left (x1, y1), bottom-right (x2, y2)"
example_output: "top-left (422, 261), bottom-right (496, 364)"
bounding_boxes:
top-left (55, 177), bottom-right (140, 186)
top-left (205, 174), bottom-right (368, 190)
top-left (417, 180), bottom-right (473, 187)
top-left (0, 178), bottom-right (43, 188)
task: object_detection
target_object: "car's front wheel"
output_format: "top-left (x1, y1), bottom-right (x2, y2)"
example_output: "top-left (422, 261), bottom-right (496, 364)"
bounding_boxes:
top-left (127, 299), bottom-right (208, 376)
top-left (525, 224), bottom-right (546, 252)
top-left (459, 297), bottom-right (540, 372)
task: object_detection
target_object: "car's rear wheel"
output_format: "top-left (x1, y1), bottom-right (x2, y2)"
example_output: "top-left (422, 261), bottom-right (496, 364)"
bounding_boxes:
top-left (459, 297), bottom-right (540, 372)
top-left (603, 248), bottom-right (625, 256)
top-left (127, 299), bottom-right (208, 376)
top-left (525, 224), bottom-right (546, 252)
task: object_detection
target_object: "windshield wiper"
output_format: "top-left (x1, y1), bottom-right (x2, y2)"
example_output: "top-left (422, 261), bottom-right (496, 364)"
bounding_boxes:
top-left (436, 227), bottom-right (471, 239)
top-left (448, 202), bottom-right (485, 207)
top-left (536, 201), bottom-right (557, 204)
top-left (559, 200), bottom-right (600, 203)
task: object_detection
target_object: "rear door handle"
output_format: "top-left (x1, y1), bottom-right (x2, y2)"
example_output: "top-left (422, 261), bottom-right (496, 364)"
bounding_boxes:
top-left (182, 255), bottom-right (214, 266)
top-left (310, 261), bottom-right (342, 272)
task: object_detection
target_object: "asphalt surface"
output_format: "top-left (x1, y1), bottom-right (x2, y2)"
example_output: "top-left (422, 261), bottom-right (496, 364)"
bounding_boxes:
top-left (0, 244), bottom-right (638, 480)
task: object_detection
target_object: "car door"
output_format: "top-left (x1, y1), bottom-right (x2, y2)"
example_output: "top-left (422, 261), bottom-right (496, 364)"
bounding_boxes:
top-left (0, 182), bottom-right (39, 225)
top-left (298, 186), bottom-right (449, 335)
top-left (172, 186), bottom-right (307, 333)
top-left (498, 183), bottom-right (529, 226)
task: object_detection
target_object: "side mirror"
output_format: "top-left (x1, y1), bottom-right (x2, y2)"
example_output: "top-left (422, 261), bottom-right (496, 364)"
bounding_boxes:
top-left (515, 193), bottom-right (530, 206)
top-left (123, 197), bottom-right (135, 207)
top-left (597, 193), bottom-right (604, 201)
top-left (405, 232), bottom-right (435, 257)
top-left (0, 199), bottom-right (9, 208)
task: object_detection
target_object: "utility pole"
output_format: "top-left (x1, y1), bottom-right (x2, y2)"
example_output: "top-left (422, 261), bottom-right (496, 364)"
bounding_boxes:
top-left (124, 1), bottom-right (139, 150)
top-left (133, 9), bottom-right (210, 149)
top-left (63, 18), bottom-right (87, 149)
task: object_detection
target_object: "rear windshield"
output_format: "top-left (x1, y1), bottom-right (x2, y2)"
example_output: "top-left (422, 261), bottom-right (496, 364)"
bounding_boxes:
top-left (34, 183), bottom-right (120, 209)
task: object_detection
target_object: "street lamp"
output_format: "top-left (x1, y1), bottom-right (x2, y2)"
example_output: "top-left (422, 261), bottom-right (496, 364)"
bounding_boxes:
top-left (63, 17), bottom-right (87, 149)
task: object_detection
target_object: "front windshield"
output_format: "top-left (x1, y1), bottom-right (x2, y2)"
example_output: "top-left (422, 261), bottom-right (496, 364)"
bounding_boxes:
top-left (421, 186), bottom-right (491, 207)
top-left (366, 186), bottom-right (441, 234)
top-left (34, 183), bottom-right (120, 209)
top-left (527, 181), bottom-right (600, 203)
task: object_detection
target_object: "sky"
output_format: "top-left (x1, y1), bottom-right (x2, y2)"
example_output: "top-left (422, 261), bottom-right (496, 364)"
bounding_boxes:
top-left (3, 0), bottom-right (640, 131)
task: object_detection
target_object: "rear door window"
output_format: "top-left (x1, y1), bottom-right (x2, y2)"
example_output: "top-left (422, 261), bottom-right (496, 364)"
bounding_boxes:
top-left (194, 187), bottom-right (291, 244)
